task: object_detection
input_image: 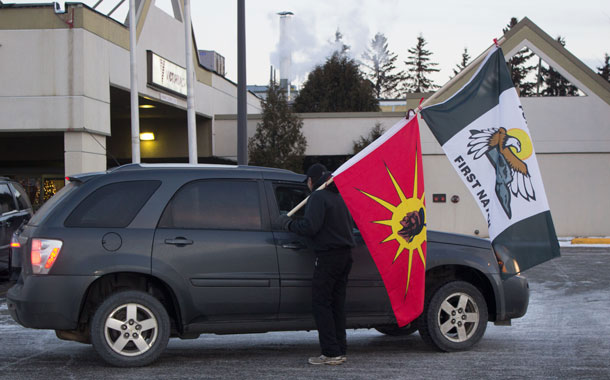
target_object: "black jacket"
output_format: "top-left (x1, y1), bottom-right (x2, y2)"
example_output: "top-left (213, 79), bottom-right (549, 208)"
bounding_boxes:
top-left (288, 178), bottom-right (356, 254)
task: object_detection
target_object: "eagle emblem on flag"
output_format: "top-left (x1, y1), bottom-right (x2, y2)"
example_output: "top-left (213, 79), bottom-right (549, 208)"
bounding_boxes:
top-left (467, 127), bottom-right (536, 219)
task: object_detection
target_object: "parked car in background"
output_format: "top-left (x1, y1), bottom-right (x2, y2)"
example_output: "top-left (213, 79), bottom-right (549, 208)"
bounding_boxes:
top-left (0, 177), bottom-right (33, 276)
top-left (7, 164), bottom-right (529, 367)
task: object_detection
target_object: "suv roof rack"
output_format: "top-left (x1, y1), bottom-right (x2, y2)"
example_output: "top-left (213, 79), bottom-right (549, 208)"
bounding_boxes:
top-left (78, 163), bottom-right (300, 177)
top-left (110, 163), bottom-right (239, 171)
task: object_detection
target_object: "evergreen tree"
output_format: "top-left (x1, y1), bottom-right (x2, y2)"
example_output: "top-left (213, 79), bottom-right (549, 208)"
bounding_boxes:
top-left (360, 33), bottom-right (405, 98)
top-left (598, 53), bottom-right (610, 83)
top-left (502, 17), bottom-right (518, 34)
top-left (503, 17), bottom-right (536, 96)
top-left (402, 34), bottom-right (440, 93)
top-left (352, 122), bottom-right (385, 154)
top-left (451, 47), bottom-right (471, 78)
top-left (540, 36), bottom-right (579, 96)
top-left (293, 52), bottom-right (380, 112)
top-left (248, 82), bottom-right (307, 172)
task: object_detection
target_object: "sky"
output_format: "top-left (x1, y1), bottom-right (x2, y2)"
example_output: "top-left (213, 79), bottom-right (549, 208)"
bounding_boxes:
top-left (192, 0), bottom-right (610, 88)
top-left (8, 0), bottom-right (610, 89)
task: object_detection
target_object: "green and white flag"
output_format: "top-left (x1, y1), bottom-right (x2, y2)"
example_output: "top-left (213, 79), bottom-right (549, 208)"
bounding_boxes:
top-left (421, 46), bottom-right (559, 276)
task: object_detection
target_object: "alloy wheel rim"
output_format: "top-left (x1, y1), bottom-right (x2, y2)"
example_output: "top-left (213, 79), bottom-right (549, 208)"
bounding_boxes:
top-left (436, 291), bottom-right (479, 343)
top-left (104, 302), bottom-right (159, 357)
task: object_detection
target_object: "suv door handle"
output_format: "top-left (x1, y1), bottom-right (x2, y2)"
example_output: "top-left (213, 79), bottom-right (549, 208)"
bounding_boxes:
top-left (281, 241), bottom-right (307, 250)
top-left (165, 238), bottom-right (194, 246)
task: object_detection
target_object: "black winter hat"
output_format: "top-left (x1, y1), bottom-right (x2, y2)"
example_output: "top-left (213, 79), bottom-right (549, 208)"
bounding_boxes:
top-left (305, 163), bottom-right (328, 185)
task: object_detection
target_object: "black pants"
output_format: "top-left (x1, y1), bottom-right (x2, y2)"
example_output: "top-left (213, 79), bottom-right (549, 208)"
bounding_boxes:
top-left (312, 250), bottom-right (353, 357)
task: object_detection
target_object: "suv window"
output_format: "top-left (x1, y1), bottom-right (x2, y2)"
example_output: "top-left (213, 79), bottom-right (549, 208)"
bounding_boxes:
top-left (65, 180), bottom-right (161, 228)
top-left (10, 182), bottom-right (32, 210)
top-left (158, 180), bottom-right (261, 230)
top-left (274, 184), bottom-right (309, 218)
top-left (0, 184), bottom-right (16, 214)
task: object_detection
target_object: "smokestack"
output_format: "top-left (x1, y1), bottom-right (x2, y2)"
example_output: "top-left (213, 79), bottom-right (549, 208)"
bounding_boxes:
top-left (277, 11), bottom-right (293, 99)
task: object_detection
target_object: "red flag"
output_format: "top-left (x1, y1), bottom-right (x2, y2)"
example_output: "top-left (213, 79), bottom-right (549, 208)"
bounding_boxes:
top-left (333, 116), bottom-right (426, 326)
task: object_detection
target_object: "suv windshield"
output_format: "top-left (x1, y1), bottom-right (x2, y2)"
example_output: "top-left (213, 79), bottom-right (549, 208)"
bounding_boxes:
top-left (28, 182), bottom-right (78, 226)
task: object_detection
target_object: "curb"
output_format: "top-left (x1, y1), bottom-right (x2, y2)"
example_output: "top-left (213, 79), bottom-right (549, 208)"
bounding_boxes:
top-left (571, 238), bottom-right (610, 245)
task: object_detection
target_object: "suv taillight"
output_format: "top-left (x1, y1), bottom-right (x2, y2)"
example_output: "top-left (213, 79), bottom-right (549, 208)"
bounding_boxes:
top-left (31, 239), bottom-right (63, 274)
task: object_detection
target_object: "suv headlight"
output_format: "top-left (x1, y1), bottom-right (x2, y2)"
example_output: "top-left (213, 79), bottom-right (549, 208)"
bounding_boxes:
top-left (31, 239), bottom-right (63, 274)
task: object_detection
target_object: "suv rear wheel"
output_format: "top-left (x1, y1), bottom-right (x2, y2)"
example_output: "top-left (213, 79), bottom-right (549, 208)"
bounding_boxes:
top-left (418, 281), bottom-right (487, 351)
top-left (90, 290), bottom-right (170, 367)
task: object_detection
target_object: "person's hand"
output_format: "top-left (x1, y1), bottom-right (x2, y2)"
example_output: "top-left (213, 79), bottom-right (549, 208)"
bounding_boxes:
top-left (274, 215), bottom-right (293, 230)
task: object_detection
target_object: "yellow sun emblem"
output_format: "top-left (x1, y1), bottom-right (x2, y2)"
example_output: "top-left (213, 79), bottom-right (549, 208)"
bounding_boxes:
top-left (358, 155), bottom-right (427, 296)
top-left (507, 128), bottom-right (533, 161)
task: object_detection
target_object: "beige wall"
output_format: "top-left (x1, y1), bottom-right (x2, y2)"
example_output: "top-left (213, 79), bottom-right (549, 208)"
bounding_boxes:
top-left (520, 95), bottom-right (610, 153)
top-left (0, 4), bottom-right (261, 176)
top-left (0, 29), bottom-right (110, 135)
top-left (64, 132), bottom-right (107, 176)
top-left (538, 153), bottom-right (610, 236)
top-left (422, 153), bottom-right (610, 237)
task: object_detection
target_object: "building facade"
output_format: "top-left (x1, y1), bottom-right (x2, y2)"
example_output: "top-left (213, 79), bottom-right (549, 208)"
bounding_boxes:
top-left (0, 1), bottom-right (261, 207)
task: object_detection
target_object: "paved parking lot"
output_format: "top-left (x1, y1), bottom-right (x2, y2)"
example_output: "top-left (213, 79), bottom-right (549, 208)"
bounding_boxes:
top-left (1, 246), bottom-right (609, 379)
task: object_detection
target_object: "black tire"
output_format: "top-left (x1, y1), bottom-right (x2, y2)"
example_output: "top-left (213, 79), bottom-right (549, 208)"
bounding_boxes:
top-left (90, 290), bottom-right (170, 367)
top-left (417, 281), bottom-right (488, 352)
top-left (375, 322), bottom-right (418, 336)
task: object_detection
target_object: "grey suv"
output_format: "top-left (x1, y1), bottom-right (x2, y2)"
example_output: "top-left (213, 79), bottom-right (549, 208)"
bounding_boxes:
top-left (7, 164), bottom-right (529, 367)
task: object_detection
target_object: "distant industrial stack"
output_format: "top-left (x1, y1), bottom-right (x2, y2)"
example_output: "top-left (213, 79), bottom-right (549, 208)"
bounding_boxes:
top-left (277, 11), bottom-right (293, 99)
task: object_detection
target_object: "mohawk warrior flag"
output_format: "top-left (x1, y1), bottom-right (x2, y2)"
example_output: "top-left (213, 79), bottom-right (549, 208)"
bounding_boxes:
top-left (420, 46), bottom-right (560, 276)
top-left (333, 116), bottom-right (426, 326)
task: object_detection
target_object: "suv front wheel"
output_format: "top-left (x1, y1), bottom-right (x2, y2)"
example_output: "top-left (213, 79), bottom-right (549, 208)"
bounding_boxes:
top-left (418, 281), bottom-right (488, 351)
top-left (90, 290), bottom-right (170, 367)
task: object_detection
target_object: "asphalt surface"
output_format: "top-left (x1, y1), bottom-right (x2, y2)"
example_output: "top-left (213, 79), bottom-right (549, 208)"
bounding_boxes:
top-left (1, 247), bottom-right (609, 379)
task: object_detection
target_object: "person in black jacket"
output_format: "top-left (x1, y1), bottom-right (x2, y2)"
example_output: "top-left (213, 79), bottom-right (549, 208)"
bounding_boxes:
top-left (277, 163), bottom-right (356, 365)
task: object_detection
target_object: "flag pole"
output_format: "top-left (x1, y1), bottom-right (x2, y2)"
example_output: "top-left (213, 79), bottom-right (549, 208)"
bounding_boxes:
top-left (285, 37), bottom-right (505, 218)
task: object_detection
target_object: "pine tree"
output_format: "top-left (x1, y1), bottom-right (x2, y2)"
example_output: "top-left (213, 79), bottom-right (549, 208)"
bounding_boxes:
top-left (293, 52), bottom-right (379, 112)
top-left (451, 47), bottom-right (471, 78)
top-left (352, 122), bottom-right (385, 154)
top-left (598, 53), bottom-right (610, 83)
top-left (403, 34), bottom-right (440, 93)
top-left (360, 33), bottom-right (405, 98)
top-left (503, 17), bottom-right (536, 96)
top-left (248, 82), bottom-right (307, 172)
top-left (502, 17), bottom-right (518, 34)
top-left (540, 36), bottom-right (579, 96)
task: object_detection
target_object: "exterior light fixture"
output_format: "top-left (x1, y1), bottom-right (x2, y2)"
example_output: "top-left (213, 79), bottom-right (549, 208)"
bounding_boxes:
top-left (139, 104), bottom-right (155, 109)
top-left (139, 132), bottom-right (155, 141)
